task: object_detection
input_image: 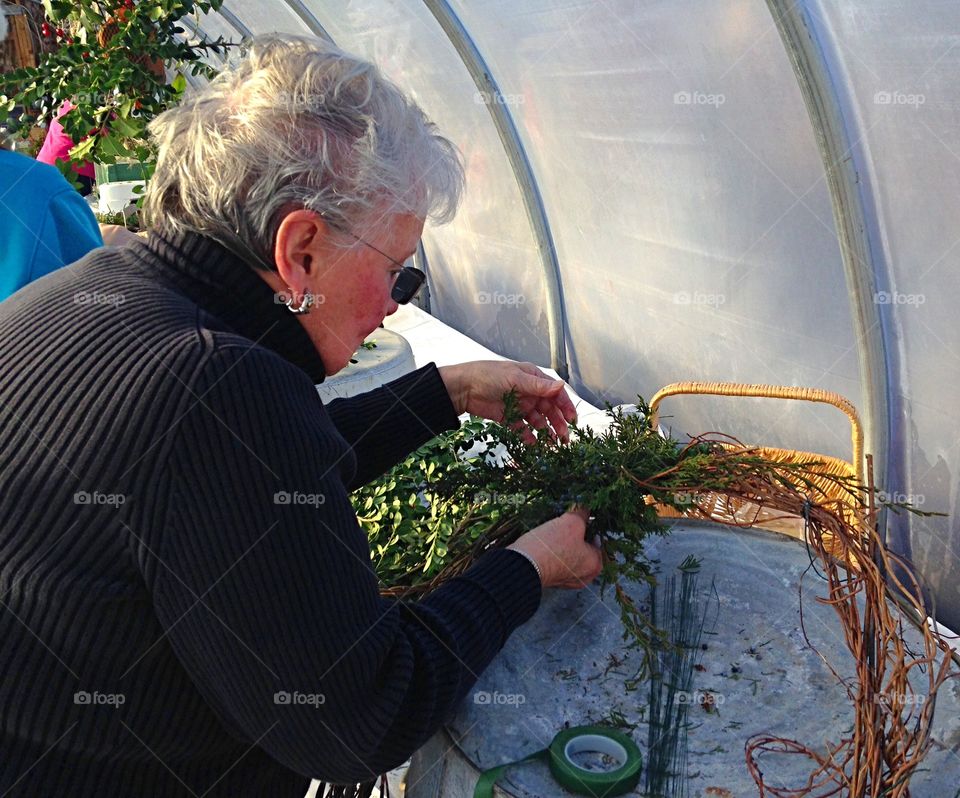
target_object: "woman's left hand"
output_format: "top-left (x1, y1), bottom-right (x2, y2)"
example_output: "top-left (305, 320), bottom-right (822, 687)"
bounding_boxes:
top-left (438, 360), bottom-right (577, 443)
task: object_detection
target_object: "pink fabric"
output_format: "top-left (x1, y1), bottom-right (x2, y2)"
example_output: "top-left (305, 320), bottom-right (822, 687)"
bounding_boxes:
top-left (36, 100), bottom-right (96, 179)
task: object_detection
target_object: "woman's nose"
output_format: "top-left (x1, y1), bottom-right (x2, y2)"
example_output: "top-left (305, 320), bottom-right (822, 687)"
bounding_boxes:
top-left (384, 298), bottom-right (400, 316)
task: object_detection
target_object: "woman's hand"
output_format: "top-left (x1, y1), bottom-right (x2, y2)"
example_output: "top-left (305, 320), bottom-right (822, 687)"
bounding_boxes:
top-left (438, 360), bottom-right (577, 443)
top-left (508, 508), bottom-right (603, 589)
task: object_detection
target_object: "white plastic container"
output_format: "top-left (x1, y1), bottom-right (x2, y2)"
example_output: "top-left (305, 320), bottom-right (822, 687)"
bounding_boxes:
top-left (97, 180), bottom-right (145, 214)
top-left (316, 329), bottom-right (416, 402)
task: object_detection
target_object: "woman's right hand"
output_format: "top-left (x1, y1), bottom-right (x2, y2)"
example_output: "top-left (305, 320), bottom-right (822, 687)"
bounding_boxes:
top-left (507, 508), bottom-right (603, 589)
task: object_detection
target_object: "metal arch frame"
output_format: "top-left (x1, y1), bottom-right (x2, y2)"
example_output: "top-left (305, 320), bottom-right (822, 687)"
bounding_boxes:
top-left (419, 0), bottom-right (569, 380)
top-left (764, 0), bottom-right (903, 546)
top-left (184, 3), bottom-right (327, 44)
top-left (217, 6), bottom-right (253, 39)
top-left (277, 0), bottom-right (335, 43)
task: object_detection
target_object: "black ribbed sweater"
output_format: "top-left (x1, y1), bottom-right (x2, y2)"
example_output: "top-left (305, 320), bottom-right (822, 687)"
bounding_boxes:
top-left (0, 229), bottom-right (541, 796)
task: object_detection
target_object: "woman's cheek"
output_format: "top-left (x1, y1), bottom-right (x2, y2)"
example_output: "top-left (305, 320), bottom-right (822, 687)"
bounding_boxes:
top-left (356, 273), bottom-right (391, 325)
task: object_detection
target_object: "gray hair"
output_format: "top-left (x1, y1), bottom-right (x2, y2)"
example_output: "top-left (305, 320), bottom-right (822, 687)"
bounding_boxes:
top-left (143, 34), bottom-right (464, 268)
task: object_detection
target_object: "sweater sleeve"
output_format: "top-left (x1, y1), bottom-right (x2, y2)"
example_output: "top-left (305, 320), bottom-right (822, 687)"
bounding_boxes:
top-left (143, 344), bottom-right (541, 783)
top-left (324, 362), bottom-right (461, 489)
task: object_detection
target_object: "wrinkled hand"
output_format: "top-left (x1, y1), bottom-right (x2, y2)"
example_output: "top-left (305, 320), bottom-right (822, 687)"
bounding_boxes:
top-left (508, 508), bottom-right (603, 589)
top-left (438, 360), bottom-right (577, 443)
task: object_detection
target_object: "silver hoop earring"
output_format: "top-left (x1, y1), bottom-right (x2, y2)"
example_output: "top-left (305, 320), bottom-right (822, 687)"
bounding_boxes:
top-left (286, 292), bottom-right (314, 315)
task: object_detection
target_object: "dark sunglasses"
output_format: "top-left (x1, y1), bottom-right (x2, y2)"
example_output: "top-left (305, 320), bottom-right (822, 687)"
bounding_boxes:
top-left (390, 265), bottom-right (426, 304)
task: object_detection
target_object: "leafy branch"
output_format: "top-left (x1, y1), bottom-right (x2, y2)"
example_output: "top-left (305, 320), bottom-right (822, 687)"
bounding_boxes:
top-left (1, 0), bottom-right (240, 172)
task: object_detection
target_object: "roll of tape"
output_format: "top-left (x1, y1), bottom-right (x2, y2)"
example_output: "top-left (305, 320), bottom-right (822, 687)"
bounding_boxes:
top-left (473, 724), bottom-right (642, 798)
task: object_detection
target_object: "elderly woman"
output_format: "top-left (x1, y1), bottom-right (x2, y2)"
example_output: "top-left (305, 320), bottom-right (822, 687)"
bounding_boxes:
top-left (0, 34), bottom-right (601, 797)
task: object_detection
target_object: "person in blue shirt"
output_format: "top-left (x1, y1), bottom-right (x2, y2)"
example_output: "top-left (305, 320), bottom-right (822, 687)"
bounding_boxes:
top-left (0, 143), bottom-right (103, 302)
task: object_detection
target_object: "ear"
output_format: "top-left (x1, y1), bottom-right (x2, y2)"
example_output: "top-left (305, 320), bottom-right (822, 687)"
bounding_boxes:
top-left (273, 209), bottom-right (330, 287)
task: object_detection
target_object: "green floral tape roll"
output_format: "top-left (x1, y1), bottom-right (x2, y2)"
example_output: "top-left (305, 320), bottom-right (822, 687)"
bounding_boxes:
top-left (473, 724), bottom-right (643, 798)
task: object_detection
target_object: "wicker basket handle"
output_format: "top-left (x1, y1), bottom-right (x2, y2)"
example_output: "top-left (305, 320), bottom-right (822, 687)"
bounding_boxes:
top-left (648, 381), bottom-right (864, 482)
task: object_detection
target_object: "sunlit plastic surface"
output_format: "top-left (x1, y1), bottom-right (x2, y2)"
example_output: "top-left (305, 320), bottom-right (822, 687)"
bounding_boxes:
top-left (446, 0), bottom-right (861, 463)
top-left (193, 0), bottom-right (958, 629)
top-left (808, 1), bottom-right (960, 631)
top-left (220, 1), bottom-right (313, 39)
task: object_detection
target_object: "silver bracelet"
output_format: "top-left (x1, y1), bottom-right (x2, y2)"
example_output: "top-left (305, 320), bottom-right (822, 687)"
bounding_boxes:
top-left (512, 548), bottom-right (543, 585)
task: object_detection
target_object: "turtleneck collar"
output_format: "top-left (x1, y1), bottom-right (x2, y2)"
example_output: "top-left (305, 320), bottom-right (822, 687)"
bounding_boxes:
top-left (136, 225), bottom-right (327, 384)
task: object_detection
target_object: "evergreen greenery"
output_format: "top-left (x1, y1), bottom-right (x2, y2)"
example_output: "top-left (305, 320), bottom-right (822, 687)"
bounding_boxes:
top-left (353, 395), bottom-right (847, 668)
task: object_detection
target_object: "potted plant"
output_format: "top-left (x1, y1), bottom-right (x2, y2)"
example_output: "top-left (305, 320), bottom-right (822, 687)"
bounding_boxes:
top-left (0, 0), bottom-right (238, 218)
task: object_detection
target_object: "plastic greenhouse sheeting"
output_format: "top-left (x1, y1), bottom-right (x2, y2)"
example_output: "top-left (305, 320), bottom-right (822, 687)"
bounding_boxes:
top-left (186, 0), bottom-right (960, 635)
